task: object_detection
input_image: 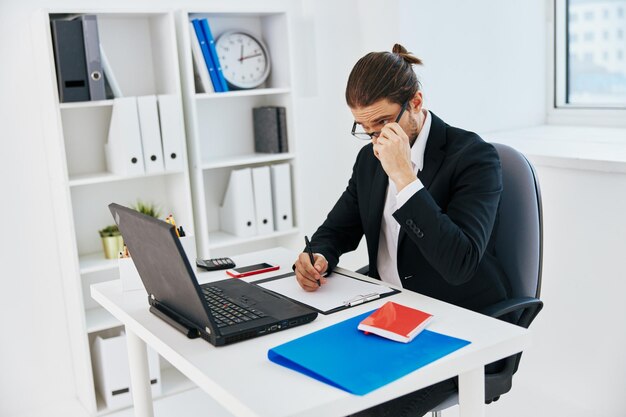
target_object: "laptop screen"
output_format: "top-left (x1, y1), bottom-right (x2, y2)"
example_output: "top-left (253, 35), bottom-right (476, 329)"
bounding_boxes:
top-left (109, 203), bottom-right (212, 332)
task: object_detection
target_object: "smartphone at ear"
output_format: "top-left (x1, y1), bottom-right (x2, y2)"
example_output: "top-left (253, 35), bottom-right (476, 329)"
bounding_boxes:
top-left (225, 262), bottom-right (279, 278)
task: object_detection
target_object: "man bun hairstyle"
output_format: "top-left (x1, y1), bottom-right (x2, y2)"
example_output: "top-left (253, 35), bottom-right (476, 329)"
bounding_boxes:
top-left (346, 43), bottom-right (423, 108)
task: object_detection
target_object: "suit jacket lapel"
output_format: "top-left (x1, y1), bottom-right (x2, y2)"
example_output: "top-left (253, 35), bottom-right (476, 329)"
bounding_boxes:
top-left (417, 112), bottom-right (446, 189)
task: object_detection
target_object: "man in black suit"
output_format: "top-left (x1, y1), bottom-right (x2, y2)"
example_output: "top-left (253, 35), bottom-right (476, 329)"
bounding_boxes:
top-left (293, 44), bottom-right (510, 416)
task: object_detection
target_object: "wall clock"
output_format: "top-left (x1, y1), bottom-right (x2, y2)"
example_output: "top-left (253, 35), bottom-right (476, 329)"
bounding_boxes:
top-left (215, 30), bottom-right (271, 89)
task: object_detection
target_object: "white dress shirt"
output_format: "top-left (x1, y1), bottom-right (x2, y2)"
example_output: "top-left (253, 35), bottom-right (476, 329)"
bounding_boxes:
top-left (376, 110), bottom-right (431, 287)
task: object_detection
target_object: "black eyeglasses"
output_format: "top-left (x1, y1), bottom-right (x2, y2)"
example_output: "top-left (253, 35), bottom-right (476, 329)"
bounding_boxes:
top-left (351, 101), bottom-right (409, 140)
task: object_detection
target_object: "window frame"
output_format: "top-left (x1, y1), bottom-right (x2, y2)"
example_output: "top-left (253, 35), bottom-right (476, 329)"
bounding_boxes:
top-left (549, 0), bottom-right (626, 127)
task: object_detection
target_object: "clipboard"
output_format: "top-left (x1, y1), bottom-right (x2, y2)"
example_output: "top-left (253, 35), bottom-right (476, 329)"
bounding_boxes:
top-left (254, 270), bottom-right (400, 314)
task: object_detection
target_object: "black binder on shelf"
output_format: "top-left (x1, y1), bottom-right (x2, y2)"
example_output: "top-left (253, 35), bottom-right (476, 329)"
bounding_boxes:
top-left (78, 15), bottom-right (106, 101)
top-left (253, 106), bottom-right (288, 154)
top-left (277, 107), bottom-right (289, 153)
top-left (50, 18), bottom-right (90, 103)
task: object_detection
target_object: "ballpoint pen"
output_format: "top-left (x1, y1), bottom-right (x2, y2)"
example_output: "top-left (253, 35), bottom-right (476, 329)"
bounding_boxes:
top-left (304, 235), bottom-right (320, 287)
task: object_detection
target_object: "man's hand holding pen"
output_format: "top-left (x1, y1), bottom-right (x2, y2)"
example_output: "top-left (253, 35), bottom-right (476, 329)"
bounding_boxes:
top-left (295, 237), bottom-right (329, 292)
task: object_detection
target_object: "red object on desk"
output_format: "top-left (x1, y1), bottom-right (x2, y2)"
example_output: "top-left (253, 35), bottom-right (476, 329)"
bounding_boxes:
top-left (358, 301), bottom-right (433, 343)
top-left (225, 263), bottom-right (279, 278)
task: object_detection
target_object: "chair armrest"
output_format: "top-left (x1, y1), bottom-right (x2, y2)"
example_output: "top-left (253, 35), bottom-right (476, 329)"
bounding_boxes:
top-left (481, 297), bottom-right (543, 328)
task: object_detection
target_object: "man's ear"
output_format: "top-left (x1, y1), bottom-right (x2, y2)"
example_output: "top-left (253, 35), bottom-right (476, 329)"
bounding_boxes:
top-left (410, 91), bottom-right (423, 112)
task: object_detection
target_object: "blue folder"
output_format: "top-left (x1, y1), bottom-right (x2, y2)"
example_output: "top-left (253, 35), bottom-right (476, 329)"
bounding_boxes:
top-left (268, 310), bottom-right (471, 395)
top-left (191, 19), bottom-right (222, 92)
top-left (199, 19), bottom-right (229, 92)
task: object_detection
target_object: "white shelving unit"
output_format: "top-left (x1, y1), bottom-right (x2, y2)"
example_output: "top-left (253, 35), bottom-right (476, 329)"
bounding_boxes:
top-left (33, 9), bottom-right (196, 416)
top-left (177, 9), bottom-right (301, 259)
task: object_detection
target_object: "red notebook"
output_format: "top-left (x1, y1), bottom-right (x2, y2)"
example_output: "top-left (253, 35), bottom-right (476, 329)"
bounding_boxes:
top-left (358, 301), bottom-right (433, 343)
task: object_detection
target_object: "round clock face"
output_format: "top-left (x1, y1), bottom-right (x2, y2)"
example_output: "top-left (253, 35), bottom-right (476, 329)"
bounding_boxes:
top-left (215, 31), bottom-right (271, 89)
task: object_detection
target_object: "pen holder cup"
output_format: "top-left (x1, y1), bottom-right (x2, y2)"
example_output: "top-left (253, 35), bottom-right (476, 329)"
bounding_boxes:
top-left (119, 257), bottom-right (143, 292)
top-left (179, 234), bottom-right (197, 264)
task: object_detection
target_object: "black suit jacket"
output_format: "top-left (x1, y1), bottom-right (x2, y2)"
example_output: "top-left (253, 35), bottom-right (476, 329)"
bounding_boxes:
top-left (310, 112), bottom-right (510, 312)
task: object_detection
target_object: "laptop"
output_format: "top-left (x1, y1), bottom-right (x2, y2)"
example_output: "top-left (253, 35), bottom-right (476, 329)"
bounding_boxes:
top-left (109, 203), bottom-right (318, 346)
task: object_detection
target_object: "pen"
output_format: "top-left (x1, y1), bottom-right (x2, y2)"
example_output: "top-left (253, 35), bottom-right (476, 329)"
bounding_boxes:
top-left (304, 235), bottom-right (320, 287)
top-left (166, 215), bottom-right (180, 238)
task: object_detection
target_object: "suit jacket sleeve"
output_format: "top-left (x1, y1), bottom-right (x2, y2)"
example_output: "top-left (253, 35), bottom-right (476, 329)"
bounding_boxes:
top-left (393, 140), bottom-right (502, 286)
top-left (309, 147), bottom-right (367, 271)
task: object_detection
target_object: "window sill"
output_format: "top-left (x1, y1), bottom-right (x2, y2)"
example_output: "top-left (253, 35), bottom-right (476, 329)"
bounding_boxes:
top-left (482, 125), bottom-right (626, 174)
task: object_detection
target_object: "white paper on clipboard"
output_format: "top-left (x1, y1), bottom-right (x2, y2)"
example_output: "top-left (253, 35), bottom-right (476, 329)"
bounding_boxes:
top-left (256, 270), bottom-right (397, 314)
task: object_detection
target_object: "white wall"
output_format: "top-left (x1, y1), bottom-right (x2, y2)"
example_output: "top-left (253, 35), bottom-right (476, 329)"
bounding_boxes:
top-left (443, 162), bottom-right (626, 417)
top-left (398, 0), bottom-right (547, 133)
top-left (499, 164), bottom-right (626, 417)
top-left (0, 0), bottom-right (548, 416)
top-left (0, 2), bottom-right (77, 416)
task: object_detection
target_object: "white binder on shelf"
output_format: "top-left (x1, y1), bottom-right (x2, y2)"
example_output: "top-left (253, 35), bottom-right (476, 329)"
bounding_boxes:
top-left (219, 168), bottom-right (257, 237)
top-left (252, 166), bottom-right (275, 235)
top-left (105, 97), bottom-right (145, 176)
top-left (100, 44), bottom-right (123, 98)
top-left (92, 330), bottom-right (161, 409)
top-left (157, 94), bottom-right (185, 172)
top-left (270, 163), bottom-right (294, 231)
top-left (137, 95), bottom-right (165, 174)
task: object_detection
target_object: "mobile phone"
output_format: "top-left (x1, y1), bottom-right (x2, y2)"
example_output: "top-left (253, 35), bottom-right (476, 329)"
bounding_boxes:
top-left (225, 262), bottom-right (279, 278)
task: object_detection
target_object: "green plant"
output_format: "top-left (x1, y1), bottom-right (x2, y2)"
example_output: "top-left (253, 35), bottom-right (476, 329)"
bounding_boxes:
top-left (98, 224), bottom-right (120, 238)
top-left (132, 200), bottom-right (162, 218)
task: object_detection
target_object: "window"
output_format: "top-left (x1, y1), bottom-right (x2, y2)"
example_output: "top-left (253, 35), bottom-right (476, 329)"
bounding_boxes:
top-left (555, 0), bottom-right (626, 108)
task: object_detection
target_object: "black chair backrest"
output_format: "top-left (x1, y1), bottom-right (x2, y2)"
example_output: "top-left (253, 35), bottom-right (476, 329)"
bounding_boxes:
top-left (492, 143), bottom-right (543, 301)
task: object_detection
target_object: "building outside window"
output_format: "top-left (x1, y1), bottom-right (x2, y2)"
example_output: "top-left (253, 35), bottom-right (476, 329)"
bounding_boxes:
top-left (558, 0), bottom-right (626, 107)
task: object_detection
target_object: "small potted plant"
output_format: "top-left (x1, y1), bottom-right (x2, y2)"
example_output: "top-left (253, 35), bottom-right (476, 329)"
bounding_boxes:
top-left (132, 200), bottom-right (161, 219)
top-left (99, 224), bottom-right (123, 259)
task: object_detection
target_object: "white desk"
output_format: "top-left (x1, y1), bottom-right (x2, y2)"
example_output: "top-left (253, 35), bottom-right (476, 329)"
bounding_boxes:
top-left (91, 247), bottom-right (531, 417)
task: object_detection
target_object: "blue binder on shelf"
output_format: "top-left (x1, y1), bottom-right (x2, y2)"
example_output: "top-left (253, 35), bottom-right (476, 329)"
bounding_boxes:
top-left (268, 310), bottom-right (470, 395)
top-left (191, 19), bottom-right (222, 92)
top-left (199, 19), bottom-right (229, 93)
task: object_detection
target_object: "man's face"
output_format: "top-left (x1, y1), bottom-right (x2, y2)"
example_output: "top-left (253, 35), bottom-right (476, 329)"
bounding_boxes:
top-left (350, 98), bottom-right (419, 144)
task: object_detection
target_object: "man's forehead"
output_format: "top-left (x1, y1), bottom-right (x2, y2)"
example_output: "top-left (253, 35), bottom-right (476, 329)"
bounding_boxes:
top-left (351, 99), bottom-right (397, 124)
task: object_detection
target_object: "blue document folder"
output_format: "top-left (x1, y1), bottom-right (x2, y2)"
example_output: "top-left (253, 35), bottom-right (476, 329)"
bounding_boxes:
top-left (191, 19), bottom-right (222, 92)
top-left (199, 19), bottom-right (229, 92)
top-left (268, 310), bottom-right (471, 395)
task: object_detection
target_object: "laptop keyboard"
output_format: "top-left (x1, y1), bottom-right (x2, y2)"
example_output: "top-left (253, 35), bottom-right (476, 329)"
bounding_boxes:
top-left (202, 286), bottom-right (267, 328)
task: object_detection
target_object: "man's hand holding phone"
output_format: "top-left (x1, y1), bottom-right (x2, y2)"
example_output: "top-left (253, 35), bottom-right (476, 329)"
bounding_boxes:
top-left (294, 252), bottom-right (328, 292)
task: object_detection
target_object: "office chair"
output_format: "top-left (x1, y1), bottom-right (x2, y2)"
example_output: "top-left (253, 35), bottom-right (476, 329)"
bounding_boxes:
top-left (355, 143), bottom-right (544, 416)
top-left (428, 142), bottom-right (544, 415)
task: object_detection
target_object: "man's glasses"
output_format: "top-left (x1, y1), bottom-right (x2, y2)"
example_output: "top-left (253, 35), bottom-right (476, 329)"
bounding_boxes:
top-left (351, 101), bottom-right (409, 140)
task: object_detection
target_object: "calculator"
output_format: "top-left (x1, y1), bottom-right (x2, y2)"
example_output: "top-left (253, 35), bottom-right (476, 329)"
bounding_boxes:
top-left (196, 257), bottom-right (236, 271)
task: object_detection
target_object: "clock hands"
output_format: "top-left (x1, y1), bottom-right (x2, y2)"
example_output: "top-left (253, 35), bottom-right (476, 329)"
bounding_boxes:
top-left (239, 52), bottom-right (263, 62)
